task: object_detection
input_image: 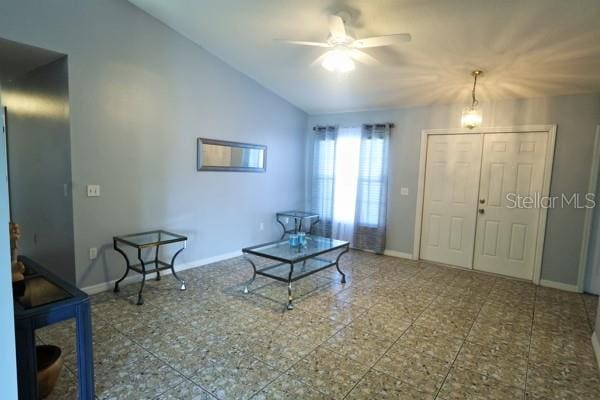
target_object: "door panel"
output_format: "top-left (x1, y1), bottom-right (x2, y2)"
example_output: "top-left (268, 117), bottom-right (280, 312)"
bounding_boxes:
top-left (473, 132), bottom-right (548, 279)
top-left (420, 134), bottom-right (482, 268)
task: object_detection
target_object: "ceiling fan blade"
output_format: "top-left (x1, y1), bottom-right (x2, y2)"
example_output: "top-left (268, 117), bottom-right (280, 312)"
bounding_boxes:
top-left (353, 33), bottom-right (412, 48)
top-left (328, 15), bottom-right (347, 40)
top-left (275, 40), bottom-right (331, 47)
top-left (350, 49), bottom-right (380, 66)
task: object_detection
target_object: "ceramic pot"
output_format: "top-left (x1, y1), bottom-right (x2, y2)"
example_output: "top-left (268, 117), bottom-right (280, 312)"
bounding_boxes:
top-left (36, 345), bottom-right (64, 399)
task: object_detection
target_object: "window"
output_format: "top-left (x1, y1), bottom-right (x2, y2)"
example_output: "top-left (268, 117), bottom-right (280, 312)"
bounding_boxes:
top-left (332, 127), bottom-right (361, 224)
top-left (313, 126), bottom-right (387, 227)
top-left (357, 136), bottom-right (386, 226)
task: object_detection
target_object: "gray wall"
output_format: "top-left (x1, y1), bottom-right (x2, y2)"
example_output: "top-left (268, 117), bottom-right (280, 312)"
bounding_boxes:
top-left (307, 93), bottom-right (600, 286)
top-left (3, 57), bottom-right (76, 283)
top-left (0, 90), bottom-right (18, 400)
top-left (0, 0), bottom-right (307, 287)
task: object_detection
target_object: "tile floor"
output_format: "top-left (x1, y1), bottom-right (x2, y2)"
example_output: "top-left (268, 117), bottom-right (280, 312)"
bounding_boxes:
top-left (37, 250), bottom-right (599, 399)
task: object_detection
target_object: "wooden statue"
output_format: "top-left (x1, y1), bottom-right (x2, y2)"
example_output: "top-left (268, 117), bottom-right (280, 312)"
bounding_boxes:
top-left (10, 222), bottom-right (25, 282)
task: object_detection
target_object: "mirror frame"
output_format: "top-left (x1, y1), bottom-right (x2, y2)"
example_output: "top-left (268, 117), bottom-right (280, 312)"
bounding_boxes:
top-left (196, 138), bottom-right (267, 172)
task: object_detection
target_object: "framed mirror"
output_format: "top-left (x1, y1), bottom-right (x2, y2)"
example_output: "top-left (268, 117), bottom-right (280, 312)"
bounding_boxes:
top-left (197, 138), bottom-right (267, 172)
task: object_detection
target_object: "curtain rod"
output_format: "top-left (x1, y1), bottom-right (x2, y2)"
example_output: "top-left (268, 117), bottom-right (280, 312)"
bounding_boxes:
top-left (312, 123), bottom-right (394, 131)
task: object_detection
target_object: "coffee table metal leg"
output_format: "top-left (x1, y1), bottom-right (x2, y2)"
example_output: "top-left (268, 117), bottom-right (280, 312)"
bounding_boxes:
top-left (243, 255), bottom-right (257, 294)
top-left (137, 248), bottom-right (146, 305)
top-left (336, 246), bottom-right (349, 284)
top-left (154, 245), bottom-right (161, 281)
top-left (169, 243), bottom-right (186, 290)
top-left (287, 263), bottom-right (294, 310)
top-left (113, 241), bottom-right (131, 292)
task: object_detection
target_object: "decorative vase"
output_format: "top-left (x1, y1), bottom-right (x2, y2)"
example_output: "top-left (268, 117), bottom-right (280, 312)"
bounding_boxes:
top-left (36, 345), bottom-right (64, 399)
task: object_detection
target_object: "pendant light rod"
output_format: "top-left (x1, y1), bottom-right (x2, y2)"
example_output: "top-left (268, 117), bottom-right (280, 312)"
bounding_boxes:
top-left (471, 70), bottom-right (483, 107)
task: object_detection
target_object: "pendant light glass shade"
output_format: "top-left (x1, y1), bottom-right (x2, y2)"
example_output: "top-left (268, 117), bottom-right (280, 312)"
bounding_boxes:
top-left (461, 70), bottom-right (483, 129)
top-left (461, 105), bottom-right (482, 129)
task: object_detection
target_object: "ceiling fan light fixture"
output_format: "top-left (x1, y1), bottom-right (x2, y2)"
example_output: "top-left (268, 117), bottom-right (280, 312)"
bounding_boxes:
top-left (461, 70), bottom-right (483, 129)
top-left (321, 48), bottom-right (355, 73)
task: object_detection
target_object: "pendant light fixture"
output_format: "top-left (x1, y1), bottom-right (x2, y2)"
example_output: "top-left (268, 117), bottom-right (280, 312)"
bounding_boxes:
top-left (461, 70), bottom-right (483, 129)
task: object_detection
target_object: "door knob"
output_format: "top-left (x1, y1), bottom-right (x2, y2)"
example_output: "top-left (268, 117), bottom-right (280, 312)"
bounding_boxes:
top-left (479, 199), bottom-right (486, 204)
top-left (478, 209), bottom-right (485, 214)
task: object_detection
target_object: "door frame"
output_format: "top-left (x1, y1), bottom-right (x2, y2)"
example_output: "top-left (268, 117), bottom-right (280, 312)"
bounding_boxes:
top-left (413, 125), bottom-right (557, 284)
top-left (578, 125), bottom-right (600, 292)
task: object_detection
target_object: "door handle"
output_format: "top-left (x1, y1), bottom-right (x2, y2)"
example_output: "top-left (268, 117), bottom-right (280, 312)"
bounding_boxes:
top-left (479, 199), bottom-right (486, 204)
top-left (478, 209), bottom-right (485, 214)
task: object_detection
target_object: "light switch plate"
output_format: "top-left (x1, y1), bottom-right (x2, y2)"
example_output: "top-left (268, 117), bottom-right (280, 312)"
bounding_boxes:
top-left (400, 187), bottom-right (409, 195)
top-left (89, 247), bottom-right (97, 259)
top-left (87, 184), bottom-right (100, 197)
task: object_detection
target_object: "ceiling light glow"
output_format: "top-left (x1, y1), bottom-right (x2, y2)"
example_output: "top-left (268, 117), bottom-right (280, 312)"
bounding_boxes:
top-left (322, 49), bottom-right (355, 73)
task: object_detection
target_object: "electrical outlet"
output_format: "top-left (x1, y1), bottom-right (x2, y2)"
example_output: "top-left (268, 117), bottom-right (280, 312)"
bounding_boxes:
top-left (259, 222), bottom-right (264, 231)
top-left (89, 247), bottom-right (98, 260)
top-left (400, 187), bottom-right (409, 195)
top-left (87, 184), bottom-right (100, 197)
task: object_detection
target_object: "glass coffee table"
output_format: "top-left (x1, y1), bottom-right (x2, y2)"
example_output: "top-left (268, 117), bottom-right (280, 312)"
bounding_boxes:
top-left (242, 235), bottom-right (349, 310)
top-left (113, 230), bottom-right (187, 305)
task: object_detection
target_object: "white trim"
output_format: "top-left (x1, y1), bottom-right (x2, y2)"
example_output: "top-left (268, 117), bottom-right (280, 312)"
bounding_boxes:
top-left (384, 249), bottom-right (416, 260)
top-left (532, 125), bottom-right (556, 285)
top-left (81, 250), bottom-right (242, 295)
top-left (577, 125), bottom-right (600, 292)
top-left (540, 279), bottom-right (579, 293)
top-left (413, 125), bottom-right (557, 286)
top-left (592, 332), bottom-right (600, 373)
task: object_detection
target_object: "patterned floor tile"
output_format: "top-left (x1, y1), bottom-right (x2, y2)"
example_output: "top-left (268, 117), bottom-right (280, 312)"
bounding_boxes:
top-left (323, 324), bottom-right (394, 365)
top-left (288, 347), bottom-right (369, 399)
top-left (190, 354), bottom-right (280, 400)
top-left (373, 345), bottom-right (450, 394)
top-left (394, 325), bottom-right (464, 363)
top-left (156, 380), bottom-right (214, 399)
top-left (345, 369), bottom-right (434, 400)
top-left (437, 366), bottom-right (525, 400)
top-left (34, 250), bottom-right (597, 399)
top-left (454, 340), bottom-right (528, 388)
top-left (252, 375), bottom-right (333, 400)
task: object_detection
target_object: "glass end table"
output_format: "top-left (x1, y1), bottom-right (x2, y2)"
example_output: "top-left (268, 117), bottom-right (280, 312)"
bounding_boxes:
top-left (276, 210), bottom-right (320, 239)
top-left (113, 230), bottom-right (187, 305)
top-left (242, 235), bottom-right (349, 310)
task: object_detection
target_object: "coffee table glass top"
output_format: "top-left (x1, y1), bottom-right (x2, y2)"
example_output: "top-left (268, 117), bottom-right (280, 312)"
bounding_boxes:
top-left (276, 210), bottom-right (319, 218)
top-left (243, 235), bottom-right (348, 262)
top-left (114, 230), bottom-right (187, 247)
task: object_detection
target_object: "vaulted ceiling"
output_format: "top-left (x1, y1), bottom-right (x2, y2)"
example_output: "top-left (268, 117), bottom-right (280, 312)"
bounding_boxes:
top-left (129, 0), bottom-right (600, 114)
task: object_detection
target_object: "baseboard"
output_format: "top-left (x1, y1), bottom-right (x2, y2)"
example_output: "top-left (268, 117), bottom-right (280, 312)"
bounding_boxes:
top-left (539, 279), bottom-right (580, 293)
top-left (592, 332), bottom-right (600, 373)
top-left (384, 249), bottom-right (416, 260)
top-left (81, 250), bottom-right (242, 295)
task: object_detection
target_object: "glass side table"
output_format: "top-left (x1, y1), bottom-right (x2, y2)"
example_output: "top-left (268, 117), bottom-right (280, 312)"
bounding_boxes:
top-left (276, 210), bottom-right (320, 239)
top-left (113, 230), bottom-right (187, 305)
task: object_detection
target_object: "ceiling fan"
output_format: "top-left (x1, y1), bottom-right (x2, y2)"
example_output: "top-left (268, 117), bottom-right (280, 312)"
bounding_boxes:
top-left (277, 13), bottom-right (411, 73)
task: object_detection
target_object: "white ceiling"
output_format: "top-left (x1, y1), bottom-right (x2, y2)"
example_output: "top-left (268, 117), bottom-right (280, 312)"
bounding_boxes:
top-left (129, 0), bottom-right (600, 114)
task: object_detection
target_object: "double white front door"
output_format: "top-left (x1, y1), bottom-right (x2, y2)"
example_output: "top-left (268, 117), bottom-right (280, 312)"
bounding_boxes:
top-left (420, 132), bottom-right (548, 280)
